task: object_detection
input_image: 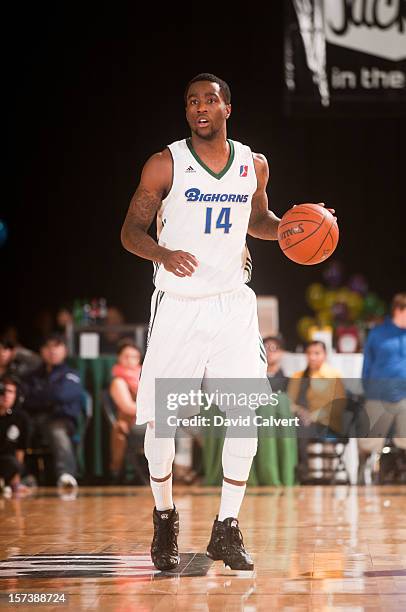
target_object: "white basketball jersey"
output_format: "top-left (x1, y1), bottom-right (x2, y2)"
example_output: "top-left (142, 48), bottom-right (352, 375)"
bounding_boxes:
top-left (153, 138), bottom-right (257, 297)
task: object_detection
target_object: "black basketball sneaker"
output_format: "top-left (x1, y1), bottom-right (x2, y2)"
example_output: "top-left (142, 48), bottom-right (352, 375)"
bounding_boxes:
top-left (206, 516), bottom-right (254, 570)
top-left (151, 506), bottom-right (180, 571)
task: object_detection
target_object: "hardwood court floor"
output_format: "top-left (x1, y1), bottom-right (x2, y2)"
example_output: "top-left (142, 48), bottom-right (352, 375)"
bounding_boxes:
top-left (1, 486), bottom-right (406, 611)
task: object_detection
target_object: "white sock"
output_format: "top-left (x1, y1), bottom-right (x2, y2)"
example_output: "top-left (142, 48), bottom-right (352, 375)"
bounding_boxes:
top-left (218, 480), bottom-right (246, 522)
top-left (150, 476), bottom-right (174, 511)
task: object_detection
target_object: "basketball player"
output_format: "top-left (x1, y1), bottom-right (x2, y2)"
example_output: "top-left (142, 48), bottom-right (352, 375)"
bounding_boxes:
top-left (121, 73), bottom-right (330, 571)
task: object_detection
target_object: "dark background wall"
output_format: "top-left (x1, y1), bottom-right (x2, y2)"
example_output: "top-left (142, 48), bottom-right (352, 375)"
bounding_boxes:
top-left (3, 5), bottom-right (405, 350)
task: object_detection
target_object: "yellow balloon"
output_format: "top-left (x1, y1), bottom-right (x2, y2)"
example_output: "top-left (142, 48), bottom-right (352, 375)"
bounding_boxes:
top-left (324, 290), bottom-right (338, 309)
top-left (347, 291), bottom-right (363, 320)
top-left (335, 287), bottom-right (352, 304)
top-left (305, 283), bottom-right (326, 311)
top-left (297, 316), bottom-right (316, 342)
top-left (317, 308), bottom-right (333, 327)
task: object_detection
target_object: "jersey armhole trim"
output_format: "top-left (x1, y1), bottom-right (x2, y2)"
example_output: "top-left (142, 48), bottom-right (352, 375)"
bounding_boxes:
top-left (162, 146), bottom-right (175, 204)
top-left (251, 152), bottom-right (259, 193)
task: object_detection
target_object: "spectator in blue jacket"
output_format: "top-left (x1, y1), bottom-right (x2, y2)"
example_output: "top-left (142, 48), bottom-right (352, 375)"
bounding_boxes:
top-left (23, 333), bottom-right (83, 491)
top-left (359, 293), bottom-right (406, 463)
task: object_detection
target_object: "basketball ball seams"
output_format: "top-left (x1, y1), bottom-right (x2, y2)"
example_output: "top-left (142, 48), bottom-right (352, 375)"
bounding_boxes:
top-left (280, 215), bottom-right (326, 252)
top-left (278, 219), bottom-right (320, 228)
top-left (290, 204), bottom-right (326, 216)
top-left (305, 234), bottom-right (332, 265)
top-left (305, 219), bottom-right (338, 264)
top-left (277, 204), bottom-right (339, 265)
top-left (305, 220), bottom-right (336, 264)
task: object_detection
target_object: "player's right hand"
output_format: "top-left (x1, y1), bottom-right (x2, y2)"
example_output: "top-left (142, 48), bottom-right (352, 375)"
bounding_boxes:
top-left (161, 250), bottom-right (198, 277)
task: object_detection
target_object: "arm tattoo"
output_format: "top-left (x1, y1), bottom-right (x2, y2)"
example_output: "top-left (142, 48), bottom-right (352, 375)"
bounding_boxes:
top-left (121, 187), bottom-right (166, 262)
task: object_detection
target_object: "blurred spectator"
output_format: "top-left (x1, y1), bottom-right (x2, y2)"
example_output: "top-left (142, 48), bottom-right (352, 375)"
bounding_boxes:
top-left (109, 340), bottom-right (142, 481)
top-left (263, 335), bottom-right (288, 393)
top-left (56, 307), bottom-right (73, 335)
top-left (107, 306), bottom-right (125, 327)
top-left (0, 338), bottom-right (41, 379)
top-left (1, 325), bottom-right (19, 346)
top-left (0, 340), bottom-right (13, 378)
top-left (287, 341), bottom-right (347, 476)
top-left (101, 306), bottom-right (128, 353)
top-left (358, 292), bottom-right (406, 468)
top-left (23, 333), bottom-right (83, 491)
top-left (0, 375), bottom-right (30, 496)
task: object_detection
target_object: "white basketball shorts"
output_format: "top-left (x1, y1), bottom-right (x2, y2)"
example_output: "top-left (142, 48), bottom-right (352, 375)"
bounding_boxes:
top-left (136, 284), bottom-right (269, 424)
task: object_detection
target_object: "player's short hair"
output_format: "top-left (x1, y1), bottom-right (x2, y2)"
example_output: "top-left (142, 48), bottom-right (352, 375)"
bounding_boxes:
top-left (305, 340), bottom-right (327, 352)
top-left (263, 335), bottom-right (284, 351)
top-left (391, 292), bottom-right (406, 315)
top-left (184, 73), bottom-right (231, 105)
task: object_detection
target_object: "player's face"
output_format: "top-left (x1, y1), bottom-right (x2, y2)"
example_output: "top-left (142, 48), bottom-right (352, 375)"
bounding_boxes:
top-left (306, 345), bottom-right (326, 372)
top-left (185, 81), bottom-right (231, 140)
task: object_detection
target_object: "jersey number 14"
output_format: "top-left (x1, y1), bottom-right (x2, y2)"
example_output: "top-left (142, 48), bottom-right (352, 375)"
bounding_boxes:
top-left (204, 207), bottom-right (232, 234)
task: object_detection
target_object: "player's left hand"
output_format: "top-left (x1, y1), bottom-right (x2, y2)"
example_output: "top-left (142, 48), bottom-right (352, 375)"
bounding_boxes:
top-left (293, 202), bottom-right (336, 219)
top-left (316, 202), bottom-right (336, 218)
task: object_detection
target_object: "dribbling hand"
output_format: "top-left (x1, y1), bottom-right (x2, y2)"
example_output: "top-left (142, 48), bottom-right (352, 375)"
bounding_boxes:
top-left (161, 250), bottom-right (199, 277)
top-left (293, 202), bottom-right (336, 219)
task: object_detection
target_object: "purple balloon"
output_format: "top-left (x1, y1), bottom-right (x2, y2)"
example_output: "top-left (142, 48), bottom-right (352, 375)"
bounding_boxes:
top-left (323, 261), bottom-right (343, 288)
top-left (332, 302), bottom-right (349, 322)
top-left (348, 274), bottom-right (368, 296)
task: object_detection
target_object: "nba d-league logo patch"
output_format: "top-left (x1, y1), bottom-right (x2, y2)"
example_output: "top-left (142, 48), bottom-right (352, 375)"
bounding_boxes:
top-left (240, 165), bottom-right (248, 177)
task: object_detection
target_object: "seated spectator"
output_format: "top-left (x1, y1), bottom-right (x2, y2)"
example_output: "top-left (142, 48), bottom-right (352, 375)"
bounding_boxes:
top-left (0, 375), bottom-right (30, 496)
top-left (56, 307), bottom-right (73, 336)
top-left (1, 325), bottom-right (19, 346)
top-left (23, 333), bottom-right (83, 492)
top-left (263, 335), bottom-right (288, 393)
top-left (109, 341), bottom-right (142, 482)
top-left (0, 337), bottom-right (41, 379)
top-left (287, 341), bottom-right (347, 476)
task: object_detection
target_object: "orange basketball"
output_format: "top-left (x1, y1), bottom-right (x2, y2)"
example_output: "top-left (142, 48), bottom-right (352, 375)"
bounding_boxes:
top-left (277, 203), bottom-right (339, 265)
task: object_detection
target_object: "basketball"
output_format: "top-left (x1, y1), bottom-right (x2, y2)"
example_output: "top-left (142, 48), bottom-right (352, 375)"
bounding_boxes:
top-left (278, 203), bottom-right (339, 265)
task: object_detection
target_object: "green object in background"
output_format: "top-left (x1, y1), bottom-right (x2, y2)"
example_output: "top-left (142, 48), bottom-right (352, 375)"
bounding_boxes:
top-left (363, 292), bottom-right (379, 315)
top-left (203, 393), bottom-right (298, 486)
top-left (69, 355), bottom-right (116, 478)
top-left (202, 406), bottom-right (225, 486)
top-left (375, 299), bottom-right (386, 317)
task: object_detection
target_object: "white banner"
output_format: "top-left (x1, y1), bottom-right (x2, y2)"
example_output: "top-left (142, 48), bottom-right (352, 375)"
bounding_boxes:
top-left (285, 0), bottom-right (406, 113)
